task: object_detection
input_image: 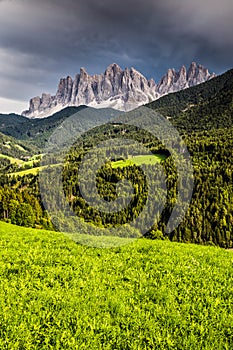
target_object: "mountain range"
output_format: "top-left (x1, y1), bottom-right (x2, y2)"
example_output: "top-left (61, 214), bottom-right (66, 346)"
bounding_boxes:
top-left (0, 67), bottom-right (232, 150)
top-left (22, 62), bottom-right (216, 119)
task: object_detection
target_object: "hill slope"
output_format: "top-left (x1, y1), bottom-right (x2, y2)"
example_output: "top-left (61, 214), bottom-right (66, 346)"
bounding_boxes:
top-left (0, 107), bottom-right (87, 143)
top-left (0, 106), bottom-right (120, 147)
top-left (0, 221), bottom-right (232, 349)
top-left (147, 68), bottom-right (233, 131)
top-left (0, 132), bottom-right (38, 158)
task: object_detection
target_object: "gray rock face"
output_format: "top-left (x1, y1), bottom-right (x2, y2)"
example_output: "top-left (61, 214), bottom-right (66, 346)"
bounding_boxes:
top-left (22, 62), bottom-right (216, 118)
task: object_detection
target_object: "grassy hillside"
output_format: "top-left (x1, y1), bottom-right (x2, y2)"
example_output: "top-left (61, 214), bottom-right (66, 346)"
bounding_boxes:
top-left (0, 221), bottom-right (232, 349)
top-left (0, 154), bottom-right (24, 165)
top-left (0, 132), bottom-right (38, 158)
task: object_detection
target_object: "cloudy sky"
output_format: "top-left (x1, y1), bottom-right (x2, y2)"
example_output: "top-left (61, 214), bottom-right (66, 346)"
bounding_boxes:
top-left (0, 0), bottom-right (232, 114)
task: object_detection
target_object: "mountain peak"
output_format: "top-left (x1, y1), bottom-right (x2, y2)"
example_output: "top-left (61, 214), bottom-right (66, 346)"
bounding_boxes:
top-left (105, 63), bottom-right (122, 74)
top-left (80, 67), bottom-right (88, 76)
top-left (22, 62), bottom-right (216, 118)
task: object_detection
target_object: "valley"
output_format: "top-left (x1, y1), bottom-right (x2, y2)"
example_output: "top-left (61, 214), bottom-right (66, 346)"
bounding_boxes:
top-left (0, 68), bottom-right (232, 246)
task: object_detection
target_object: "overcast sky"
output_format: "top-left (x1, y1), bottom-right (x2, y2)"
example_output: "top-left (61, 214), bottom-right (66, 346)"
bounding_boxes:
top-left (0, 0), bottom-right (232, 114)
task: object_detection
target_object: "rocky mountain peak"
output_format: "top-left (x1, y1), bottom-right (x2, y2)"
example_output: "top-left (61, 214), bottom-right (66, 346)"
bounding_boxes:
top-left (187, 62), bottom-right (197, 80)
top-left (105, 63), bottom-right (122, 74)
top-left (22, 62), bottom-right (216, 118)
top-left (80, 67), bottom-right (88, 76)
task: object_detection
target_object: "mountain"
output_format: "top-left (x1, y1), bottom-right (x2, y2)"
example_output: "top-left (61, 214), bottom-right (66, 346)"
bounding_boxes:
top-left (0, 107), bottom-right (87, 141)
top-left (147, 68), bottom-right (233, 131)
top-left (0, 68), bottom-right (232, 147)
top-left (22, 62), bottom-right (215, 119)
top-left (0, 106), bottom-right (120, 147)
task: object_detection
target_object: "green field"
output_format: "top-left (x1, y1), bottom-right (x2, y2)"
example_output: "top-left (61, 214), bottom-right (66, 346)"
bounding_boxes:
top-left (0, 221), bottom-right (232, 349)
top-left (0, 153), bottom-right (24, 165)
top-left (111, 154), bottom-right (166, 168)
top-left (9, 162), bottom-right (59, 177)
top-left (9, 166), bottom-right (43, 176)
top-left (0, 153), bottom-right (43, 176)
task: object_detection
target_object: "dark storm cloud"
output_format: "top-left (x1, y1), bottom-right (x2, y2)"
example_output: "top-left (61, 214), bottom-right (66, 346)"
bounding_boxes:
top-left (0, 0), bottom-right (232, 112)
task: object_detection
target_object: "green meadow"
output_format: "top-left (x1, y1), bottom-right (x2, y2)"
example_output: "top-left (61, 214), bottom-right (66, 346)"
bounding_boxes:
top-left (9, 166), bottom-right (43, 177)
top-left (0, 153), bottom-right (24, 165)
top-left (9, 163), bottom-right (60, 177)
top-left (111, 154), bottom-right (166, 168)
top-left (0, 221), bottom-right (232, 349)
top-left (0, 153), bottom-right (43, 176)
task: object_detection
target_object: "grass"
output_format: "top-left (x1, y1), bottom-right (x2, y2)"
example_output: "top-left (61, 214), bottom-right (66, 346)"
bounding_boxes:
top-left (0, 221), bottom-right (232, 349)
top-left (111, 154), bottom-right (166, 168)
top-left (0, 153), bottom-right (42, 175)
top-left (9, 166), bottom-right (43, 176)
top-left (0, 153), bottom-right (24, 165)
top-left (9, 163), bottom-right (59, 177)
top-left (15, 144), bottom-right (27, 152)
